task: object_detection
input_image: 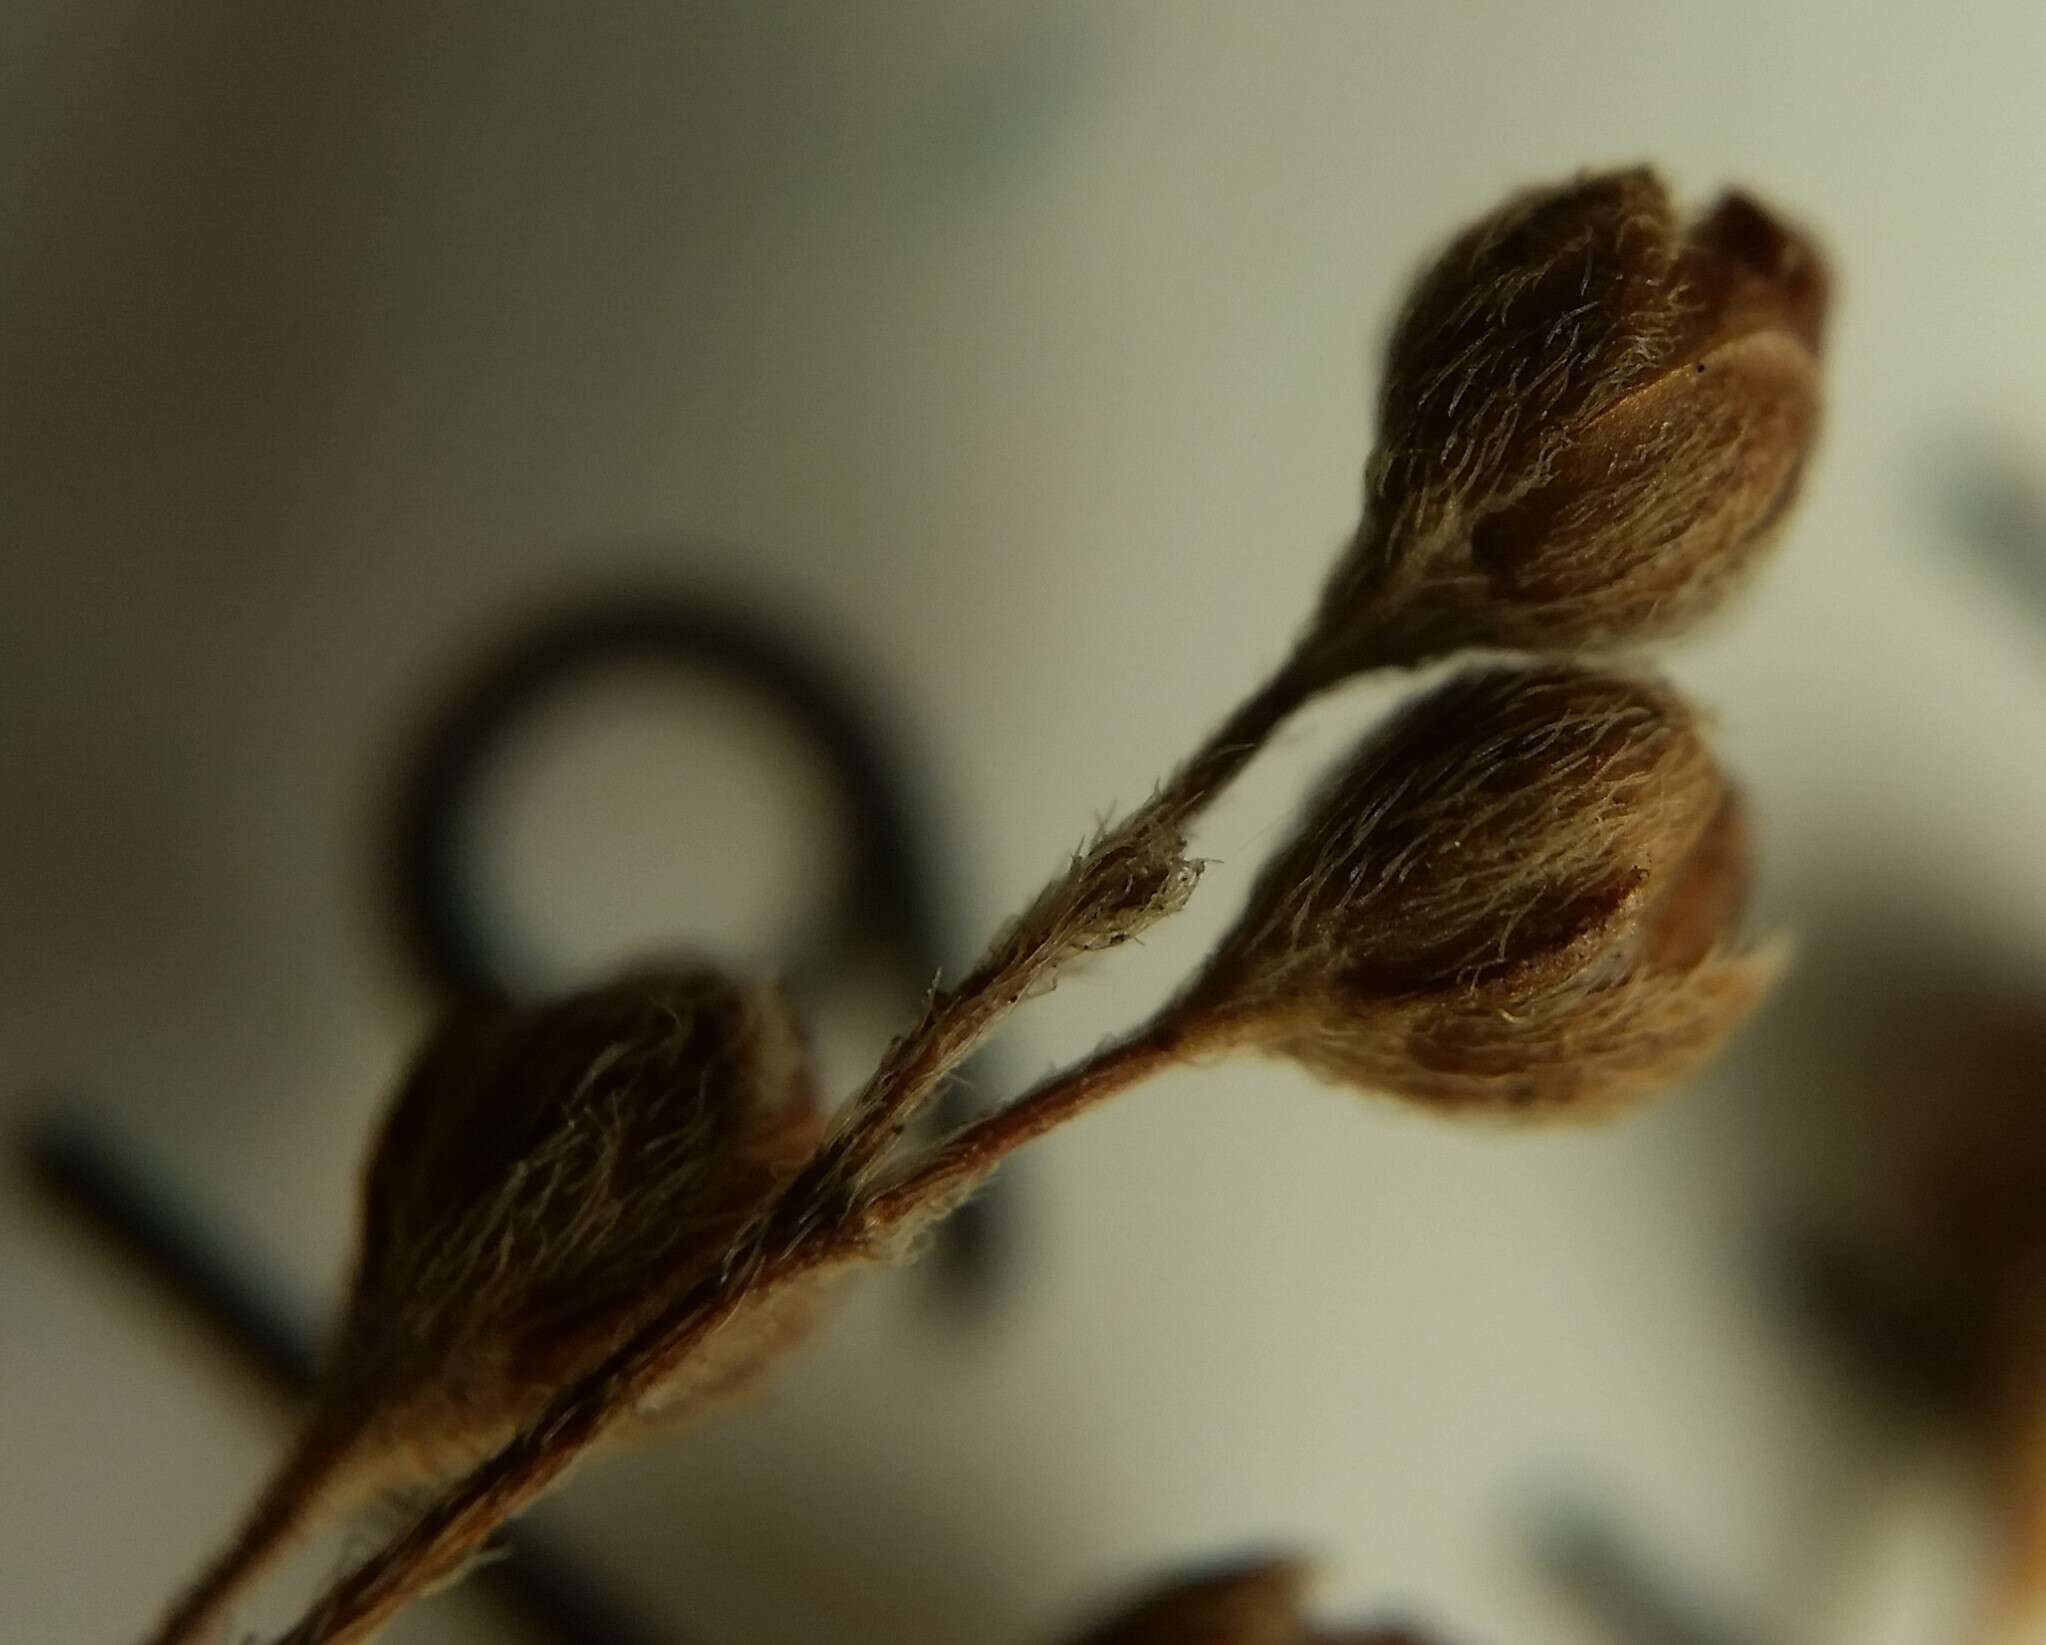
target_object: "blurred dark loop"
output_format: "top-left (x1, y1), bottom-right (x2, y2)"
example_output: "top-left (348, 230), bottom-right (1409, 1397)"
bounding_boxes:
top-left (385, 585), bottom-right (1014, 1301)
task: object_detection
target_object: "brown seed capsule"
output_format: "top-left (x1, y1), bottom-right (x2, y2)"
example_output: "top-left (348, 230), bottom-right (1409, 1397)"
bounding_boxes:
top-left (1190, 664), bottom-right (1777, 1117)
top-left (1309, 167), bottom-right (1826, 668)
top-left (146, 963), bottom-right (827, 1645)
top-left (329, 962), bottom-right (826, 1484)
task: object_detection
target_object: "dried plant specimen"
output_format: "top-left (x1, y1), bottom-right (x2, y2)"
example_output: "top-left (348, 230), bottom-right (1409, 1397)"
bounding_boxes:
top-left (138, 161), bottom-right (1831, 1645)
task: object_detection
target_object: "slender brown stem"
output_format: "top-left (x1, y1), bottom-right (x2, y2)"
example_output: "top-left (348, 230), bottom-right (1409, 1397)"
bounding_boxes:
top-left (147, 1410), bottom-right (363, 1645)
top-left (256, 641), bottom-right (1352, 1645)
top-left (813, 947), bottom-right (1052, 1188)
top-left (866, 1008), bottom-right (1243, 1230)
top-left (813, 646), bottom-right (1324, 1191)
top-left (258, 1010), bottom-right (1249, 1645)
top-left (267, 1227), bottom-right (848, 1645)
top-left (1151, 648), bottom-right (1331, 818)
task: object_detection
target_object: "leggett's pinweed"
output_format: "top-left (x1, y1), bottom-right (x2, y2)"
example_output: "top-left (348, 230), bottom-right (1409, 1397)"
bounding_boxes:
top-left (144, 164), bottom-right (1828, 1645)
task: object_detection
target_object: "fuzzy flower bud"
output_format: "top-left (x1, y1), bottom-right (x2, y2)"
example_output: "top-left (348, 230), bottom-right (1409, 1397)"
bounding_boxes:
top-left (328, 963), bottom-right (824, 1484)
top-left (1191, 664), bottom-right (1776, 1117)
top-left (1310, 167), bottom-right (1826, 667)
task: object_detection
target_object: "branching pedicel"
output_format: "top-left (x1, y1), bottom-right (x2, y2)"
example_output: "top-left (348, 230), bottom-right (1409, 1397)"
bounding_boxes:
top-left (144, 164), bottom-right (1829, 1645)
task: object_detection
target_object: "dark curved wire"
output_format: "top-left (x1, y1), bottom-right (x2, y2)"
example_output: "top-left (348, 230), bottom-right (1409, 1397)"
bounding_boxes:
top-left (389, 591), bottom-right (945, 1003)
top-left (385, 585), bottom-right (1009, 1297)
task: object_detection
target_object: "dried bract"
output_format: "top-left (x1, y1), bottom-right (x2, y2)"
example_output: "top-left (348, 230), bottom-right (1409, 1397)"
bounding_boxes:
top-left (329, 963), bottom-right (825, 1484)
top-left (1191, 664), bottom-right (1775, 1116)
top-left (1309, 167), bottom-right (1826, 668)
top-left (990, 806), bottom-right (1203, 996)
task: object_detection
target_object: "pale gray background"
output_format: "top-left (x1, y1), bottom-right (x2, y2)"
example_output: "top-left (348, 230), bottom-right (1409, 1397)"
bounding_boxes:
top-left (6, 4), bottom-right (2046, 1642)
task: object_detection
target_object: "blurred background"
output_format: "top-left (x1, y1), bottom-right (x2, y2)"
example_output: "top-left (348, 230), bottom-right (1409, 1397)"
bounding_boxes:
top-left (7, 4), bottom-right (2046, 1642)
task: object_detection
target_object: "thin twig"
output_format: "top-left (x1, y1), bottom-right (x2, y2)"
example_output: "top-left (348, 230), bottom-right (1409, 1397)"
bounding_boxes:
top-left (150, 1411), bottom-right (364, 1645)
top-left (1154, 649), bottom-right (1340, 815)
top-left (260, 645), bottom-right (1348, 1645)
top-left (271, 1235), bottom-right (848, 1645)
top-left (808, 647), bottom-right (1326, 1191)
top-left (866, 1009), bottom-right (1246, 1227)
top-left (264, 1013), bottom-right (1231, 1645)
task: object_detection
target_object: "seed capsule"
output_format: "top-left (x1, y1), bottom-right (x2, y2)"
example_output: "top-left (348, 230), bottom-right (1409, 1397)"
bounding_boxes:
top-left (1310, 168), bottom-right (1826, 669)
top-left (145, 963), bottom-right (827, 1645)
top-left (1193, 664), bottom-right (1775, 1117)
top-left (330, 963), bottom-right (825, 1482)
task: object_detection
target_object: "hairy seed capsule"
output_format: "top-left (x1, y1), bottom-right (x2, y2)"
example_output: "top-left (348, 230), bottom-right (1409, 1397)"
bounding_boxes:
top-left (1309, 167), bottom-right (1826, 668)
top-left (328, 963), bottom-right (825, 1485)
top-left (1193, 664), bottom-right (1776, 1117)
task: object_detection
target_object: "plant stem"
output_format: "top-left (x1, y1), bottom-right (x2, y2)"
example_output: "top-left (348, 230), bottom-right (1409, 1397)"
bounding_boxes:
top-left (819, 647), bottom-right (1324, 1187)
top-left (257, 1011), bottom-right (1252, 1645)
top-left (1152, 648), bottom-right (1331, 817)
top-left (865, 1008), bottom-right (1243, 1228)
top-left (257, 642), bottom-right (1350, 1645)
top-left (146, 1409), bottom-right (363, 1645)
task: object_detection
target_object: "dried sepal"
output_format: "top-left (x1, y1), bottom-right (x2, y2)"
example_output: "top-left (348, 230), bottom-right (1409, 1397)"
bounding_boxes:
top-left (1189, 663), bottom-right (1773, 1117)
top-left (1309, 167), bottom-right (1826, 669)
top-left (330, 963), bottom-right (826, 1484)
top-left (988, 806), bottom-right (1203, 997)
top-left (1061, 1556), bottom-right (1428, 1645)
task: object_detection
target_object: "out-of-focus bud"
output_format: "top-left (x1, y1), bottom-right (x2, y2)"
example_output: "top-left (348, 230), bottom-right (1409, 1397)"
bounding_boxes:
top-left (1190, 664), bottom-right (1776, 1117)
top-left (1308, 167), bottom-right (1826, 670)
top-left (1060, 1556), bottom-right (1427, 1645)
top-left (328, 963), bottom-right (825, 1485)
